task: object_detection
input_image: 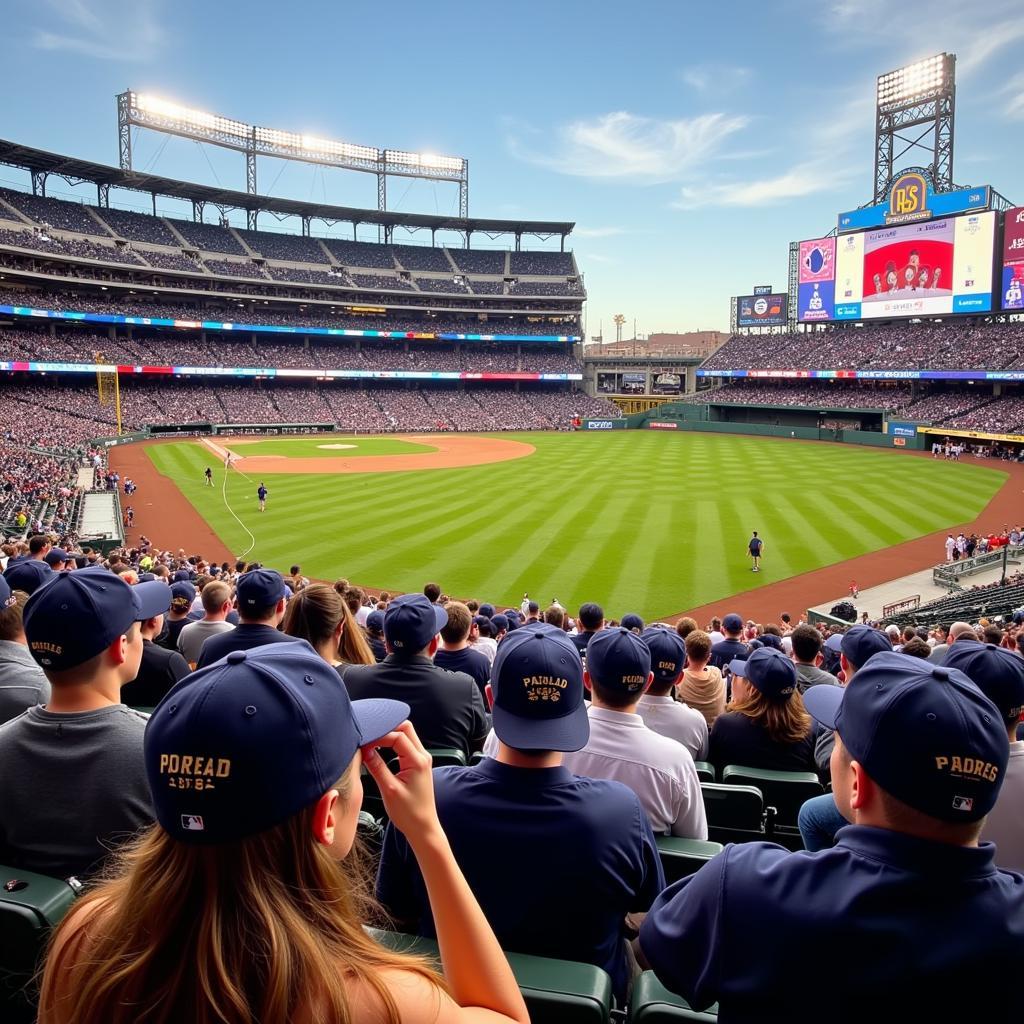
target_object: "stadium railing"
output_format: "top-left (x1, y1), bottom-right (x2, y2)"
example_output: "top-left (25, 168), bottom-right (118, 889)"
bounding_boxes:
top-left (932, 544), bottom-right (1024, 587)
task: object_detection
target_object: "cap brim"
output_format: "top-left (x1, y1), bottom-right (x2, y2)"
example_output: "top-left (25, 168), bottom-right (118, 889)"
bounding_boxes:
top-left (728, 658), bottom-right (748, 678)
top-left (352, 698), bottom-right (411, 746)
top-left (433, 605), bottom-right (448, 633)
top-left (492, 701), bottom-right (590, 753)
top-left (804, 684), bottom-right (844, 729)
top-left (134, 581), bottom-right (172, 620)
top-left (825, 636), bottom-right (843, 652)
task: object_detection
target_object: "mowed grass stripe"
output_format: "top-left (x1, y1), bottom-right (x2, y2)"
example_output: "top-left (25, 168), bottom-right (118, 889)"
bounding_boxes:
top-left (146, 434), bottom-right (1006, 618)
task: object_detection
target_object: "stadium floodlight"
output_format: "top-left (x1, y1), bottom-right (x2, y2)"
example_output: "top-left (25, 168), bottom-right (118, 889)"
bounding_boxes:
top-left (876, 54), bottom-right (952, 112)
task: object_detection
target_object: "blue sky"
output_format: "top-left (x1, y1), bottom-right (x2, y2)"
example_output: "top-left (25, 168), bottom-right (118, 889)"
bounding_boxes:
top-left (2, 1), bottom-right (1021, 336)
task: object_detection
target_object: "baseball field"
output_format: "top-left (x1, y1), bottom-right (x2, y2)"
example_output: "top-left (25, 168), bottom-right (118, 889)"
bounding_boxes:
top-left (133, 431), bottom-right (1008, 620)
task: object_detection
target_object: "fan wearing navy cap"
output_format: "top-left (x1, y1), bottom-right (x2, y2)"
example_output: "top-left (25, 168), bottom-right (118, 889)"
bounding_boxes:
top-left (377, 623), bottom-right (665, 1003)
top-left (4, 556), bottom-right (54, 596)
top-left (563, 627), bottom-right (708, 839)
top-left (943, 642), bottom-right (1024, 870)
top-left (0, 567), bottom-right (168, 879)
top-left (40, 643), bottom-right (530, 1024)
top-left (44, 547), bottom-right (70, 572)
top-left (121, 582), bottom-right (188, 710)
top-left (636, 628), bottom-right (708, 760)
top-left (156, 580), bottom-right (196, 653)
top-left (469, 613), bottom-right (498, 666)
top-left (639, 654), bottom-right (1024, 1022)
top-left (707, 647), bottom-right (817, 775)
top-left (364, 609), bottom-right (387, 662)
top-left (343, 593), bottom-right (488, 757)
top-left (434, 602), bottom-right (491, 701)
top-left (0, 578), bottom-right (50, 725)
top-left (196, 568), bottom-right (295, 668)
top-left (708, 613), bottom-right (749, 673)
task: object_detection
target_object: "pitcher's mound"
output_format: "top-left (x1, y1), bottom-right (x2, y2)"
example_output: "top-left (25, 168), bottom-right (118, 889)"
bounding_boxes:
top-left (317, 443), bottom-right (357, 450)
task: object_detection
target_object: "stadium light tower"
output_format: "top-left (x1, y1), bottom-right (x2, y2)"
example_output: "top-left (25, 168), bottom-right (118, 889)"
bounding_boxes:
top-left (873, 53), bottom-right (956, 202)
top-left (116, 90), bottom-right (469, 230)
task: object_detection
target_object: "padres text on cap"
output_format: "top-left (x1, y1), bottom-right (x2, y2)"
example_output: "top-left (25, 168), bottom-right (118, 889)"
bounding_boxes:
top-left (641, 627), bottom-right (686, 683)
top-left (586, 627), bottom-right (652, 694)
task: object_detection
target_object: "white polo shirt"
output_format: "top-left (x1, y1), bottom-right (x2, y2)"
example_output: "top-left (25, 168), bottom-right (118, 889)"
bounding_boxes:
top-left (471, 636), bottom-right (498, 667)
top-left (562, 706), bottom-right (707, 839)
top-left (982, 740), bottom-right (1024, 872)
top-left (636, 694), bottom-right (709, 761)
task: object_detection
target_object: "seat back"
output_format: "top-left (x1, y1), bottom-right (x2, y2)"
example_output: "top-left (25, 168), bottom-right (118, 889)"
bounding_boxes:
top-left (699, 783), bottom-right (764, 845)
top-left (0, 866), bottom-right (78, 1020)
top-left (721, 766), bottom-right (823, 828)
top-left (367, 928), bottom-right (612, 1024)
top-left (692, 761), bottom-right (715, 783)
top-left (655, 837), bottom-right (723, 885)
top-left (628, 971), bottom-right (718, 1022)
top-left (426, 748), bottom-right (467, 768)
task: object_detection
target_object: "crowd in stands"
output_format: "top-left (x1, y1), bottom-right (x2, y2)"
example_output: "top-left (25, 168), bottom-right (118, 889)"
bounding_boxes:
top-left (0, 227), bottom-right (146, 266)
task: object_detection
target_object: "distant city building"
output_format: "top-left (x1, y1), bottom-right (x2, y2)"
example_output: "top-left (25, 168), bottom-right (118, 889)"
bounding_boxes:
top-left (584, 331), bottom-right (727, 358)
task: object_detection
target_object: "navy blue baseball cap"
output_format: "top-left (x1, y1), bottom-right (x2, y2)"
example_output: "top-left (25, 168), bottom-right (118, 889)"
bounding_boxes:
top-left (758, 633), bottom-right (784, 651)
top-left (943, 643), bottom-right (1024, 724)
top-left (841, 625), bottom-right (892, 668)
top-left (384, 593), bottom-right (447, 653)
top-left (730, 647), bottom-right (798, 701)
top-left (641, 627), bottom-right (686, 683)
top-left (0, 576), bottom-right (15, 609)
top-left (24, 566), bottom-right (171, 671)
top-left (170, 581), bottom-right (197, 607)
top-left (490, 623), bottom-right (588, 751)
top-left (137, 572), bottom-right (156, 583)
top-left (479, 603), bottom-right (495, 618)
top-left (366, 610), bottom-right (385, 633)
top-left (825, 633), bottom-right (844, 653)
top-left (804, 652), bottom-right (1007, 823)
top-left (4, 559), bottom-right (54, 595)
top-left (491, 613), bottom-right (509, 634)
top-left (236, 568), bottom-right (287, 613)
top-left (172, 568), bottom-right (192, 582)
top-left (44, 548), bottom-right (69, 567)
top-left (722, 613), bottom-right (744, 632)
top-left (145, 643), bottom-right (409, 843)
top-left (620, 613), bottom-right (645, 633)
top-left (587, 627), bottom-right (652, 694)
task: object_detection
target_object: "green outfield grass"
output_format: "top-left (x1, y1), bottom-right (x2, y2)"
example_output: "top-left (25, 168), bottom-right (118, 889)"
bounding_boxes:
top-left (145, 433), bottom-right (1007, 618)
top-left (222, 436), bottom-right (435, 458)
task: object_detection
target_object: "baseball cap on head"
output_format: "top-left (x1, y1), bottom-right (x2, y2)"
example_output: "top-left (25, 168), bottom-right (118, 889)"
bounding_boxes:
top-left (841, 625), bottom-right (892, 668)
top-left (942, 642), bottom-right (1024, 723)
top-left (23, 565), bottom-right (169, 671)
top-left (758, 633), bottom-right (784, 651)
top-left (365, 610), bottom-right (385, 633)
top-left (4, 559), bottom-right (54, 596)
top-left (0, 575), bottom-right (15, 610)
top-left (170, 581), bottom-right (197, 607)
top-left (479, 603), bottom-right (495, 618)
top-left (172, 569), bottom-right (192, 583)
top-left (384, 593), bottom-right (447, 653)
top-left (641, 627), bottom-right (686, 683)
top-left (825, 633), bottom-right (844, 653)
top-left (144, 643), bottom-right (409, 843)
top-left (729, 647), bottom-right (798, 701)
top-left (236, 568), bottom-right (287, 613)
top-left (804, 652), bottom-right (1008, 823)
top-left (586, 627), bottom-right (652, 694)
top-left (44, 548), bottom-right (69, 567)
top-left (490, 613), bottom-right (509, 634)
top-left (722, 613), bottom-right (744, 633)
top-left (620, 613), bottom-right (644, 633)
top-left (490, 623), bottom-right (588, 751)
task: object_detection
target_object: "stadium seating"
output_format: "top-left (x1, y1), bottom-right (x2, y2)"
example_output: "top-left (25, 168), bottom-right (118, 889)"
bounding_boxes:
top-left (699, 783), bottom-right (767, 845)
top-left (721, 766), bottom-right (822, 848)
top-left (655, 837), bottom-right (724, 884)
top-left (628, 972), bottom-right (718, 1023)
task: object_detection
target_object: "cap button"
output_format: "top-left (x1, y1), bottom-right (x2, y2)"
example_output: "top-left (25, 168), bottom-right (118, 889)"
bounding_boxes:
top-left (932, 667), bottom-right (949, 680)
top-left (303, 674), bottom-right (315, 685)
top-left (227, 650), bottom-right (247, 664)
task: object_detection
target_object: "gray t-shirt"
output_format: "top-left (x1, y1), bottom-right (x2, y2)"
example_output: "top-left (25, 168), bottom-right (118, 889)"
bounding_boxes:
top-left (0, 704), bottom-right (153, 879)
top-left (0, 639), bottom-right (51, 725)
top-left (177, 620), bottom-right (234, 665)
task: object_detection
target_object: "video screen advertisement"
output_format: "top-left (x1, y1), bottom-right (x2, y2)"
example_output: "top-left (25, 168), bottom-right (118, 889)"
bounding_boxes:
top-left (1002, 206), bottom-right (1024, 311)
top-left (797, 237), bottom-right (836, 322)
top-left (833, 211), bottom-right (995, 320)
top-left (737, 293), bottom-right (788, 327)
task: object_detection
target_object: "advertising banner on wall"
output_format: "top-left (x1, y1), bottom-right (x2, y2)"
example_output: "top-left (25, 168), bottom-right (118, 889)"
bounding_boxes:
top-left (1002, 206), bottom-right (1024, 311)
top-left (797, 237), bottom-right (836, 322)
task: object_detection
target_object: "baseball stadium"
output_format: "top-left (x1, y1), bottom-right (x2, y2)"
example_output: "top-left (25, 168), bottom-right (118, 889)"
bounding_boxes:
top-left (2, 16), bottom-right (1024, 1024)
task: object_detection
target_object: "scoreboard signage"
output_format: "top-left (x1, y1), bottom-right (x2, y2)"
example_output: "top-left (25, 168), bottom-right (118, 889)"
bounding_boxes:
top-left (839, 177), bottom-right (990, 233)
top-left (737, 293), bottom-right (788, 327)
top-left (797, 237), bottom-right (836, 322)
top-left (1002, 206), bottom-right (1024, 311)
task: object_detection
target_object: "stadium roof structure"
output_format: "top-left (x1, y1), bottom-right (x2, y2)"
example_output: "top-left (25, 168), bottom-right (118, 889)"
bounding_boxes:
top-left (0, 139), bottom-right (575, 246)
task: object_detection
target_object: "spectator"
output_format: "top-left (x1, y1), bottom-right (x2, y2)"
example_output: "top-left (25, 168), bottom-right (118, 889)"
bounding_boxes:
top-left (943, 642), bottom-right (1024, 871)
top-left (0, 584), bottom-right (50, 725)
top-left (636, 628), bottom-right (709, 761)
top-left (282, 582), bottom-right (375, 672)
top-left (571, 602), bottom-right (605, 656)
top-left (674, 616), bottom-right (698, 641)
top-left (638, 653), bottom-right (1024, 1022)
top-left (0, 568), bottom-right (163, 878)
top-left (563, 627), bottom-right (708, 839)
top-left (120, 586), bottom-right (187, 709)
top-left (342, 594), bottom-right (488, 757)
top-left (709, 612), bottom-right (748, 671)
top-left (197, 569), bottom-right (294, 667)
top-left (790, 623), bottom-right (840, 693)
top-left (39, 643), bottom-right (529, 1024)
top-left (676, 629), bottom-right (726, 728)
top-left (4, 558), bottom-right (54, 595)
top-left (900, 636), bottom-right (933, 659)
top-left (469, 614), bottom-right (498, 666)
top-left (364, 609), bottom-right (387, 662)
top-left (434, 602), bottom-right (490, 702)
top-left (377, 623), bottom-right (664, 1004)
top-left (424, 582), bottom-right (441, 604)
top-left (177, 580), bottom-right (234, 666)
top-left (155, 581), bottom-right (196, 653)
top-left (927, 623), bottom-right (952, 663)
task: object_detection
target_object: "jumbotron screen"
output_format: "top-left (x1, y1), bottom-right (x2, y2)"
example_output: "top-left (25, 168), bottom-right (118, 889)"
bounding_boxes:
top-left (1002, 206), bottom-right (1024, 311)
top-left (831, 212), bottom-right (995, 320)
top-left (737, 293), bottom-right (788, 327)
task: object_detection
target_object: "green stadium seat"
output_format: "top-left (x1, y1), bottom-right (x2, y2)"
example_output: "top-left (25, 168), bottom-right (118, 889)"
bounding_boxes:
top-left (628, 971), bottom-right (718, 1022)
top-left (128, 706), bottom-right (156, 715)
top-left (693, 761), bottom-right (715, 783)
top-left (469, 751), bottom-right (487, 766)
top-left (426, 748), bottom-right (467, 768)
top-left (0, 865), bottom-right (79, 1021)
top-left (655, 836), bottom-right (723, 884)
top-left (367, 928), bottom-right (613, 1024)
top-left (721, 766), bottom-right (822, 847)
top-left (700, 783), bottom-right (766, 845)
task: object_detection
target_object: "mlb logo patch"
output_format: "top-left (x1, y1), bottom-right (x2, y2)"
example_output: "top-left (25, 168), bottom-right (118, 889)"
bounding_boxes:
top-left (951, 796), bottom-right (973, 813)
top-left (181, 814), bottom-right (205, 831)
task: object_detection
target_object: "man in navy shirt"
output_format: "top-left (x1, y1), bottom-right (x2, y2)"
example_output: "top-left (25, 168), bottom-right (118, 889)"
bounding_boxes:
top-left (196, 568), bottom-right (295, 668)
top-left (433, 601), bottom-right (490, 701)
top-left (571, 602), bottom-right (604, 657)
top-left (377, 623), bottom-right (665, 1002)
top-left (708, 613), bottom-right (748, 672)
top-left (639, 653), bottom-right (1024, 1023)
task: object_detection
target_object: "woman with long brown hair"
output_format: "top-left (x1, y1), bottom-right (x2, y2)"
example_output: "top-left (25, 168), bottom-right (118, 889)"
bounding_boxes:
top-left (283, 582), bottom-right (375, 669)
top-left (708, 646), bottom-right (816, 774)
top-left (38, 643), bottom-right (528, 1024)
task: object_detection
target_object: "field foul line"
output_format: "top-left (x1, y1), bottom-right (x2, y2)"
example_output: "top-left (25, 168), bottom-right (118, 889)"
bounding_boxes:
top-left (221, 465), bottom-right (257, 561)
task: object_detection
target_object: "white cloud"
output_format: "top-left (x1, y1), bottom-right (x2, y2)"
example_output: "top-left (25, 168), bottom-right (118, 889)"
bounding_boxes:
top-left (32, 0), bottom-right (164, 62)
top-left (674, 162), bottom-right (856, 209)
top-left (574, 226), bottom-right (628, 238)
top-left (509, 110), bottom-right (749, 184)
top-left (1000, 73), bottom-right (1024, 120)
top-left (680, 64), bottom-right (751, 94)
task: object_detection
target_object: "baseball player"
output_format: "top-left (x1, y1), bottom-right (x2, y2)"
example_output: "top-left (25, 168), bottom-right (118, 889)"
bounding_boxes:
top-left (257, 482), bottom-right (268, 512)
top-left (747, 532), bottom-right (764, 572)
top-left (204, 467), bottom-right (213, 487)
